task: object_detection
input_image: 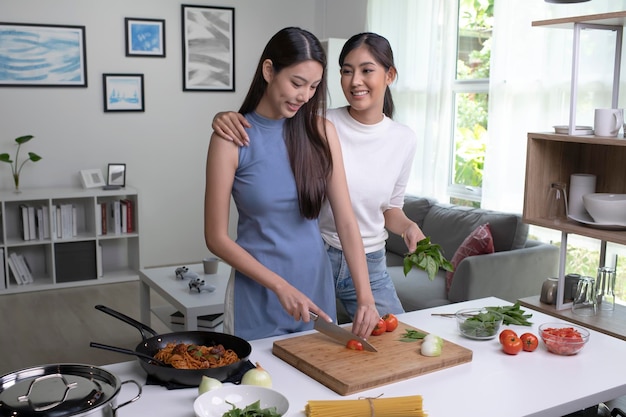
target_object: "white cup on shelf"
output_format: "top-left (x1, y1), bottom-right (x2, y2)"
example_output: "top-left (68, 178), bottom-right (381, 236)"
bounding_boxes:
top-left (594, 108), bottom-right (623, 137)
top-left (568, 173), bottom-right (596, 219)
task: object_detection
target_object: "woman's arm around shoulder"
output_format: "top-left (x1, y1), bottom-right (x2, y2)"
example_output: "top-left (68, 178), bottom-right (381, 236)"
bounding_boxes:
top-left (212, 111), bottom-right (251, 146)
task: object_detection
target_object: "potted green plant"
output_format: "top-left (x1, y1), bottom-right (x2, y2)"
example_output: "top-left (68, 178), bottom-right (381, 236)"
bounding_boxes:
top-left (0, 135), bottom-right (42, 193)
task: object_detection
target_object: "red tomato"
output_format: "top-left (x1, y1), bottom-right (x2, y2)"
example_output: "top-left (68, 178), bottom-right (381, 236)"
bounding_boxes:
top-left (382, 313), bottom-right (399, 332)
top-left (499, 329), bottom-right (518, 345)
top-left (346, 339), bottom-right (363, 351)
top-left (371, 318), bottom-right (387, 336)
top-left (501, 336), bottom-right (523, 355)
top-left (520, 332), bottom-right (539, 352)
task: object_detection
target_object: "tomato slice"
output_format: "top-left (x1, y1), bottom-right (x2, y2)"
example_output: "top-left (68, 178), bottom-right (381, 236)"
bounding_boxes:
top-left (346, 339), bottom-right (363, 351)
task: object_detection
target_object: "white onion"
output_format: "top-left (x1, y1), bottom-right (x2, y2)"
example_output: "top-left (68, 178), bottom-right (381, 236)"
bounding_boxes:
top-left (424, 333), bottom-right (443, 348)
top-left (421, 338), bottom-right (443, 357)
top-left (198, 375), bottom-right (223, 395)
top-left (241, 362), bottom-right (272, 388)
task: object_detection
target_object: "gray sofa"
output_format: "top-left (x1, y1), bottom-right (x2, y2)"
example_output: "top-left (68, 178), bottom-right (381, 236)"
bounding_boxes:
top-left (337, 195), bottom-right (559, 322)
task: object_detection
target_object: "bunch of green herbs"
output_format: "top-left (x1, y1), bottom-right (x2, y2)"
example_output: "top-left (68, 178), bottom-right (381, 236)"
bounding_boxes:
top-left (222, 400), bottom-right (281, 417)
top-left (403, 237), bottom-right (454, 280)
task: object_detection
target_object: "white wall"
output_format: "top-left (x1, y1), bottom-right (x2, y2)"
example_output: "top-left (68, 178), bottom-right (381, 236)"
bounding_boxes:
top-left (0, 0), bottom-right (368, 268)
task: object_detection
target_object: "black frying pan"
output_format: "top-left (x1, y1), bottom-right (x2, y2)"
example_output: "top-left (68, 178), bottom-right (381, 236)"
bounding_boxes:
top-left (91, 305), bottom-right (252, 386)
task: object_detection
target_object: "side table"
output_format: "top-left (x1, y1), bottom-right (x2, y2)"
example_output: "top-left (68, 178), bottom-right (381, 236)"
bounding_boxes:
top-left (139, 262), bottom-right (230, 331)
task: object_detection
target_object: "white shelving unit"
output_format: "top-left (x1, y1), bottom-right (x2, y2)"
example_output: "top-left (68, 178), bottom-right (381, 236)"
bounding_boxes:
top-left (532, 11), bottom-right (625, 135)
top-left (525, 11), bottom-right (626, 311)
top-left (0, 187), bottom-right (140, 294)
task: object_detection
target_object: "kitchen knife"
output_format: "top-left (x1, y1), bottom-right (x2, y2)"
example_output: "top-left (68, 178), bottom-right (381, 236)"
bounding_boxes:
top-left (309, 311), bottom-right (377, 352)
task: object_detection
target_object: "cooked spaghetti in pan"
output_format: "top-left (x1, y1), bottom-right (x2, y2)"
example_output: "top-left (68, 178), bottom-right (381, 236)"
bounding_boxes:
top-left (153, 343), bottom-right (240, 369)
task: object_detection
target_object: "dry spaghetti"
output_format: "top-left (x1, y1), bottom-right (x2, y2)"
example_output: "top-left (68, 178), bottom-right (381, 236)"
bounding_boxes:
top-left (153, 343), bottom-right (239, 369)
top-left (305, 395), bottom-right (426, 417)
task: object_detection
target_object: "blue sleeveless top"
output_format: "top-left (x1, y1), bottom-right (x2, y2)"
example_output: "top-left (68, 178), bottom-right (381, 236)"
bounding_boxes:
top-left (231, 112), bottom-right (336, 340)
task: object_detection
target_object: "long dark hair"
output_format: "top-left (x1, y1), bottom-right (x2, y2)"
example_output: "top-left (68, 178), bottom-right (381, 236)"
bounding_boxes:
top-left (339, 32), bottom-right (396, 118)
top-left (239, 27), bottom-right (330, 219)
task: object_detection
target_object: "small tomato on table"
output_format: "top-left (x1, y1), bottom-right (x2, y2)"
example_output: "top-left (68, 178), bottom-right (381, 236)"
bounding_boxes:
top-left (498, 329), bottom-right (517, 345)
top-left (520, 332), bottom-right (539, 352)
top-left (501, 335), bottom-right (523, 355)
top-left (371, 318), bottom-right (387, 336)
top-left (382, 313), bottom-right (398, 332)
top-left (346, 339), bottom-right (363, 351)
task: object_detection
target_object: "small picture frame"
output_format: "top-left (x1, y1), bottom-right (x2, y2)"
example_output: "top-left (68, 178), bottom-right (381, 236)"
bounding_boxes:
top-left (103, 73), bottom-right (144, 112)
top-left (79, 169), bottom-right (105, 189)
top-left (125, 18), bottom-right (166, 57)
top-left (107, 164), bottom-right (126, 187)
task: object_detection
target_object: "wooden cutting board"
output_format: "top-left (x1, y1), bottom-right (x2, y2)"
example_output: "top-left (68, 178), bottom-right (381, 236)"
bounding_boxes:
top-left (272, 321), bottom-right (472, 395)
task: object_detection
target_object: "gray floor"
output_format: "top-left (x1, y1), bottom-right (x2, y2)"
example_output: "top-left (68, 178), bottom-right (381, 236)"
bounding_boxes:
top-left (0, 280), bottom-right (171, 376)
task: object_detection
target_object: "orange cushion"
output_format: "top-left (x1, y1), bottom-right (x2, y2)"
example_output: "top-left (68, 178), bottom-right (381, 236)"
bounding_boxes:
top-left (446, 223), bottom-right (494, 293)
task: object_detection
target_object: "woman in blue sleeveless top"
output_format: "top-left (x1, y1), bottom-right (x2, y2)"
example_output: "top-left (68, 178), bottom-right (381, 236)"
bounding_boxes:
top-left (204, 27), bottom-right (379, 341)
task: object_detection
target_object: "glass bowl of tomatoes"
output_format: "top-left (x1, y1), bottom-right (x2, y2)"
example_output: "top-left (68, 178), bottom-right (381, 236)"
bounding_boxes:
top-left (455, 308), bottom-right (503, 340)
top-left (538, 323), bottom-right (590, 355)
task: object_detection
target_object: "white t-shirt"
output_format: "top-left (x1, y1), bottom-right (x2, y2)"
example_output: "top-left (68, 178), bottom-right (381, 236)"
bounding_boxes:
top-left (320, 106), bottom-right (418, 253)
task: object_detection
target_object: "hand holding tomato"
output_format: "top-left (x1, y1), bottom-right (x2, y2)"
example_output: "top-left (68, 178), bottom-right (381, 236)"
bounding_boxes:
top-left (371, 318), bottom-right (386, 336)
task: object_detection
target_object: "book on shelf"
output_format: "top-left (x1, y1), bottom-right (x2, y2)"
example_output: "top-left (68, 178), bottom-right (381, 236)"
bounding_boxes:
top-left (0, 248), bottom-right (5, 290)
top-left (59, 204), bottom-right (74, 239)
top-left (121, 200), bottom-right (128, 233)
top-left (170, 311), bottom-right (224, 328)
top-left (19, 204), bottom-right (30, 241)
top-left (16, 254), bottom-right (33, 283)
top-left (36, 207), bottom-right (44, 240)
top-left (101, 202), bottom-right (107, 235)
top-left (7, 254), bottom-right (23, 285)
top-left (111, 200), bottom-right (121, 234)
top-left (8, 252), bottom-right (32, 284)
top-left (120, 199), bottom-right (134, 233)
top-left (27, 206), bottom-right (37, 240)
top-left (41, 205), bottom-right (50, 239)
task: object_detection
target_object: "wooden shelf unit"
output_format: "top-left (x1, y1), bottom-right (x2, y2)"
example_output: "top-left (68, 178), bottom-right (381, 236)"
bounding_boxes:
top-left (524, 132), bottom-right (626, 310)
top-left (0, 187), bottom-right (140, 294)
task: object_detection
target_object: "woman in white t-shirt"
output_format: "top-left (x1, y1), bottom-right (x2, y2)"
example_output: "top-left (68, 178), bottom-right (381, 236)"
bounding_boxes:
top-left (212, 32), bottom-right (424, 323)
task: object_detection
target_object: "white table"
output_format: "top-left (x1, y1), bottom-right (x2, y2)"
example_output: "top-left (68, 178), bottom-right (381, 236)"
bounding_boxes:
top-left (106, 297), bottom-right (626, 417)
top-left (139, 263), bottom-right (230, 331)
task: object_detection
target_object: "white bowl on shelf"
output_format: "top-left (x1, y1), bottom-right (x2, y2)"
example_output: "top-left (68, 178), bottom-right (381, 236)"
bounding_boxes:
top-left (582, 193), bottom-right (626, 225)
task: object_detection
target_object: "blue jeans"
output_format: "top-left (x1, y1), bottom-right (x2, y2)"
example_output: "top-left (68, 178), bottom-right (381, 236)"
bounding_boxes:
top-left (326, 245), bottom-right (405, 319)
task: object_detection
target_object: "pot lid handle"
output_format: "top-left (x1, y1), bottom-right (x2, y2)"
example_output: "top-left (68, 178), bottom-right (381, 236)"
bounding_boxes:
top-left (18, 373), bottom-right (78, 412)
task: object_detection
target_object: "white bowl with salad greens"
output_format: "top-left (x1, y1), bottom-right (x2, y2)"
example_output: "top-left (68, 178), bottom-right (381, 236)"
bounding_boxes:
top-left (455, 308), bottom-right (503, 340)
top-left (194, 385), bottom-right (288, 417)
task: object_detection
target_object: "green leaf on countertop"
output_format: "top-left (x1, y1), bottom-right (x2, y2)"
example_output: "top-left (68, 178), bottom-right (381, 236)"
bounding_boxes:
top-left (403, 237), bottom-right (454, 280)
top-left (398, 328), bottom-right (428, 342)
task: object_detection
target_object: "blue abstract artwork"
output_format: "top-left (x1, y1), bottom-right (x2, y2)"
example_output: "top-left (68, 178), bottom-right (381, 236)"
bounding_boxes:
top-left (125, 18), bottom-right (165, 57)
top-left (103, 74), bottom-right (144, 112)
top-left (0, 23), bottom-right (87, 86)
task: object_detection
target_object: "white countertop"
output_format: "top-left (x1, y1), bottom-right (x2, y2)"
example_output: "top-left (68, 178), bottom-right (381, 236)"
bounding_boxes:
top-left (105, 297), bottom-right (626, 417)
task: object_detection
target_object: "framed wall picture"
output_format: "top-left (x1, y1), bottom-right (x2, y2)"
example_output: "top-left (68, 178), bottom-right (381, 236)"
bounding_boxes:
top-left (125, 18), bottom-right (166, 57)
top-left (107, 164), bottom-right (126, 187)
top-left (103, 74), bottom-right (144, 112)
top-left (0, 22), bottom-right (87, 87)
top-left (181, 5), bottom-right (235, 92)
top-left (79, 169), bottom-right (105, 189)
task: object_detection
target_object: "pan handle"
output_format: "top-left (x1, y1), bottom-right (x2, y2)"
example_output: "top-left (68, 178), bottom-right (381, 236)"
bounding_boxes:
top-left (89, 342), bottom-right (168, 367)
top-left (94, 304), bottom-right (159, 340)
